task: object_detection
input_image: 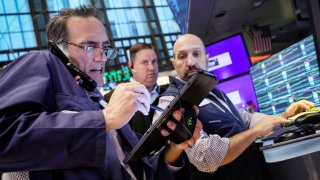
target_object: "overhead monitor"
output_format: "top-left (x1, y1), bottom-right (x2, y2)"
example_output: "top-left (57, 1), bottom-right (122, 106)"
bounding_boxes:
top-left (250, 35), bottom-right (320, 115)
top-left (215, 74), bottom-right (258, 112)
top-left (205, 33), bottom-right (251, 81)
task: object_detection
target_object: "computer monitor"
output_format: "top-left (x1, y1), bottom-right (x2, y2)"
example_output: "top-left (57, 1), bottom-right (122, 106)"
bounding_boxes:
top-left (250, 35), bottom-right (320, 115)
top-left (103, 66), bottom-right (131, 91)
top-left (215, 74), bottom-right (258, 111)
top-left (205, 33), bottom-right (251, 81)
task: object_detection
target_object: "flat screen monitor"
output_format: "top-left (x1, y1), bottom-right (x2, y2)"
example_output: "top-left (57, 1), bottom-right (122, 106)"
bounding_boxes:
top-left (103, 66), bottom-right (131, 91)
top-left (215, 74), bottom-right (259, 112)
top-left (205, 34), bottom-right (251, 81)
top-left (250, 35), bottom-right (320, 115)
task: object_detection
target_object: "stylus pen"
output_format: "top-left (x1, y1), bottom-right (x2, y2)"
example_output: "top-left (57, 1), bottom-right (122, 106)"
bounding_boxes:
top-left (150, 105), bottom-right (164, 112)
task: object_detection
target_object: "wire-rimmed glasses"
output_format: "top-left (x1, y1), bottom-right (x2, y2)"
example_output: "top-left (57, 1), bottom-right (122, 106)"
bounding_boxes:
top-left (63, 40), bottom-right (118, 59)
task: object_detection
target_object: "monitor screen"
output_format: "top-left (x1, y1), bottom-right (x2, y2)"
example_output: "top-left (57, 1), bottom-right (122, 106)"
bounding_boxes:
top-left (206, 34), bottom-right (251, 81)
top-left (103, 66), bottom-right (131, 91)
top-left (215, 74), bottom-right (259, 112)
top-left (250, 35), bottom-right (320, 115)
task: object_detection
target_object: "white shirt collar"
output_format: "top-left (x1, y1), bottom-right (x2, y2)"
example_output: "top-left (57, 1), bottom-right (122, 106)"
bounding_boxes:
top-left (130, 77), bottom-right (160, 103)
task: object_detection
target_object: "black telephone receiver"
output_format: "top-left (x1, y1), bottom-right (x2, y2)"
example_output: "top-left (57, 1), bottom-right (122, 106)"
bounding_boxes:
top-left (48, 40), bottom-right (97, 92)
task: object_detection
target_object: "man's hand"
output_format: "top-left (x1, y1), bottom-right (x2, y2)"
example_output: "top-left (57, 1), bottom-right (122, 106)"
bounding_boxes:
top-left (251, 115), bottom-right (289, 137)
top-left (162, 106), bottom-right (203, 164)
top-left (169, 119), bottom-right (202, 150)
top-left (281, 100), bottom-right (315, 119)
top-left (103, 82), bottom-right (150, 131)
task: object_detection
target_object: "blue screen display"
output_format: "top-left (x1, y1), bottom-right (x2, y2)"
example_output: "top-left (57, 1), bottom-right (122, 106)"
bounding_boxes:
top-left (250, 35), bottom-right (320, 115)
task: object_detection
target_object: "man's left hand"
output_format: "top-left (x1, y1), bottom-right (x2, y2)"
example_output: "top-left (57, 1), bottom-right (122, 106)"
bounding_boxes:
top-left (281, 100), bottom-right (315, 119)
top-left (161, 106), bottom-right (203, 164)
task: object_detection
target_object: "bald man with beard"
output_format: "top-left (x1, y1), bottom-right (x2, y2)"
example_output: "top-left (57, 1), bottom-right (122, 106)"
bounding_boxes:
top-left (153, 34), bottom-right (314, 180)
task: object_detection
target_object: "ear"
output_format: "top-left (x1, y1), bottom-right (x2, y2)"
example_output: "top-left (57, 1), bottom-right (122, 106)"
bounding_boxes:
top-left (128, 60), bottom-right (137, 73)
top-left (171, 57), bottom-right (177, 69)
top-left (128, 60), bottom-right (133, 69)
top-left (205, 53), bottom-right (210, 70)
top-left (206, 53), bottom-right (210, 60)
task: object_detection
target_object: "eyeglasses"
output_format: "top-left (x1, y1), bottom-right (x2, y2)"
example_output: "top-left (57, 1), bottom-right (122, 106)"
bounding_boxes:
top-left (63, 41), bottom-right (118, 59)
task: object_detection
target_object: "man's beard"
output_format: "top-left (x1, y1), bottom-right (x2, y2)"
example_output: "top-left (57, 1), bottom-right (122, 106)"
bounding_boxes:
top-left (182, 66), bottom-right (202, 81)
top-left (182, 75), bottom-right (192, 82)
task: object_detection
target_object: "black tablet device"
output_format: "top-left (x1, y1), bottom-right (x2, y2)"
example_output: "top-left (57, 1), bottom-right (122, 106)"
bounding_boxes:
top-left (123, 70), bottom-right (218, 164)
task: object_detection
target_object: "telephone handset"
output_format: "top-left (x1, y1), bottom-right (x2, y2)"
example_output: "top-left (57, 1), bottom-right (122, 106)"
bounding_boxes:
top-left (291, 111), bottom-right (320, 127)
top-left (48, 40), bottom-right (97, 92)
top-left (286, 107), bottom-right (320, 127)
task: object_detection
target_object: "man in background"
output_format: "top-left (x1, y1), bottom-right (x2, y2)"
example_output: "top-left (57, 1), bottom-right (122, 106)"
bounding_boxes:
top-left (104, 42), bottom-right (168, 135)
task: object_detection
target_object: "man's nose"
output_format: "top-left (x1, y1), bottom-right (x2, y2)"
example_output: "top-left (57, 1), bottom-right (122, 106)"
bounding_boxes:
top-left (94, 50), bottom-right (107, 62)
top-left (147, 63), bottom-right (156, 70)
top-left (186, 55), bottom-right (196, 66)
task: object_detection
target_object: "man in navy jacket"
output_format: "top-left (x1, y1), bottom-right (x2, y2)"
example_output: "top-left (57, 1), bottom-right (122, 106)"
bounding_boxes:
top-left (154, 34), bottom-right (314, 180)
top-left (0, 6), bottom-right (197, 180)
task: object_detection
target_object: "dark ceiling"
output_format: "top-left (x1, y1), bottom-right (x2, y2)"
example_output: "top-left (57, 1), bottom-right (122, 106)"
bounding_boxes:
top-left (173, 0), bottom-right (313, 56)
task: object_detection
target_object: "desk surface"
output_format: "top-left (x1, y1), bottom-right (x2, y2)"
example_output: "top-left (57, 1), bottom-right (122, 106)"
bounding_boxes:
top-left (263, 133), bottom-right (320, 163)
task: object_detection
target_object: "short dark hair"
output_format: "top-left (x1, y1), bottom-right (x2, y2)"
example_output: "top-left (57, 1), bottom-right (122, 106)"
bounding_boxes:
top-left (129, 42), bottom-right (154, 62)
top-left (46, 5), bottom-right (102, 46)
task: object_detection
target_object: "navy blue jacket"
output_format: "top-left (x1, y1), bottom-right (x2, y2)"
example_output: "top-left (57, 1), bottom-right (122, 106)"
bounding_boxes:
top-left (162, 76), bottom-right (265, 180)
top-left (0, 51), bottom-right (188, 180)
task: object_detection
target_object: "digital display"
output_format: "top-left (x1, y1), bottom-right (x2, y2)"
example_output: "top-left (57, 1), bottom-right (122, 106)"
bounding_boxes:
top-left (215, 74), bottom-right (259, 112)
top-left (103, 66), bottom-right (131, 90)
top-left (206, 34), bottom-right (251, 81)
top-left (250, 35), bottom-right (320, 115)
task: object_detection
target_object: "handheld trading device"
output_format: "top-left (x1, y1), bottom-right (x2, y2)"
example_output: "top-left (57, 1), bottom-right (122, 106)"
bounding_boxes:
top-left (123, 70), bottom-right (218, 164)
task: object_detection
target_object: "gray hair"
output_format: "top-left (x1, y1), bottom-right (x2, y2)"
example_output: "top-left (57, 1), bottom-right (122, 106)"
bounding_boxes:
top-left (46, 5), bottom-right (102, 48)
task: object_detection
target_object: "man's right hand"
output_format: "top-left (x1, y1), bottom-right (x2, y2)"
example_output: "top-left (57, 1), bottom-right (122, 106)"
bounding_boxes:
top-left (223, 115), bottom-right (290, 166)
top-left (251, 115), bottom-right (290, 137)
top-left (102, 82), bottom-right (150, 131)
